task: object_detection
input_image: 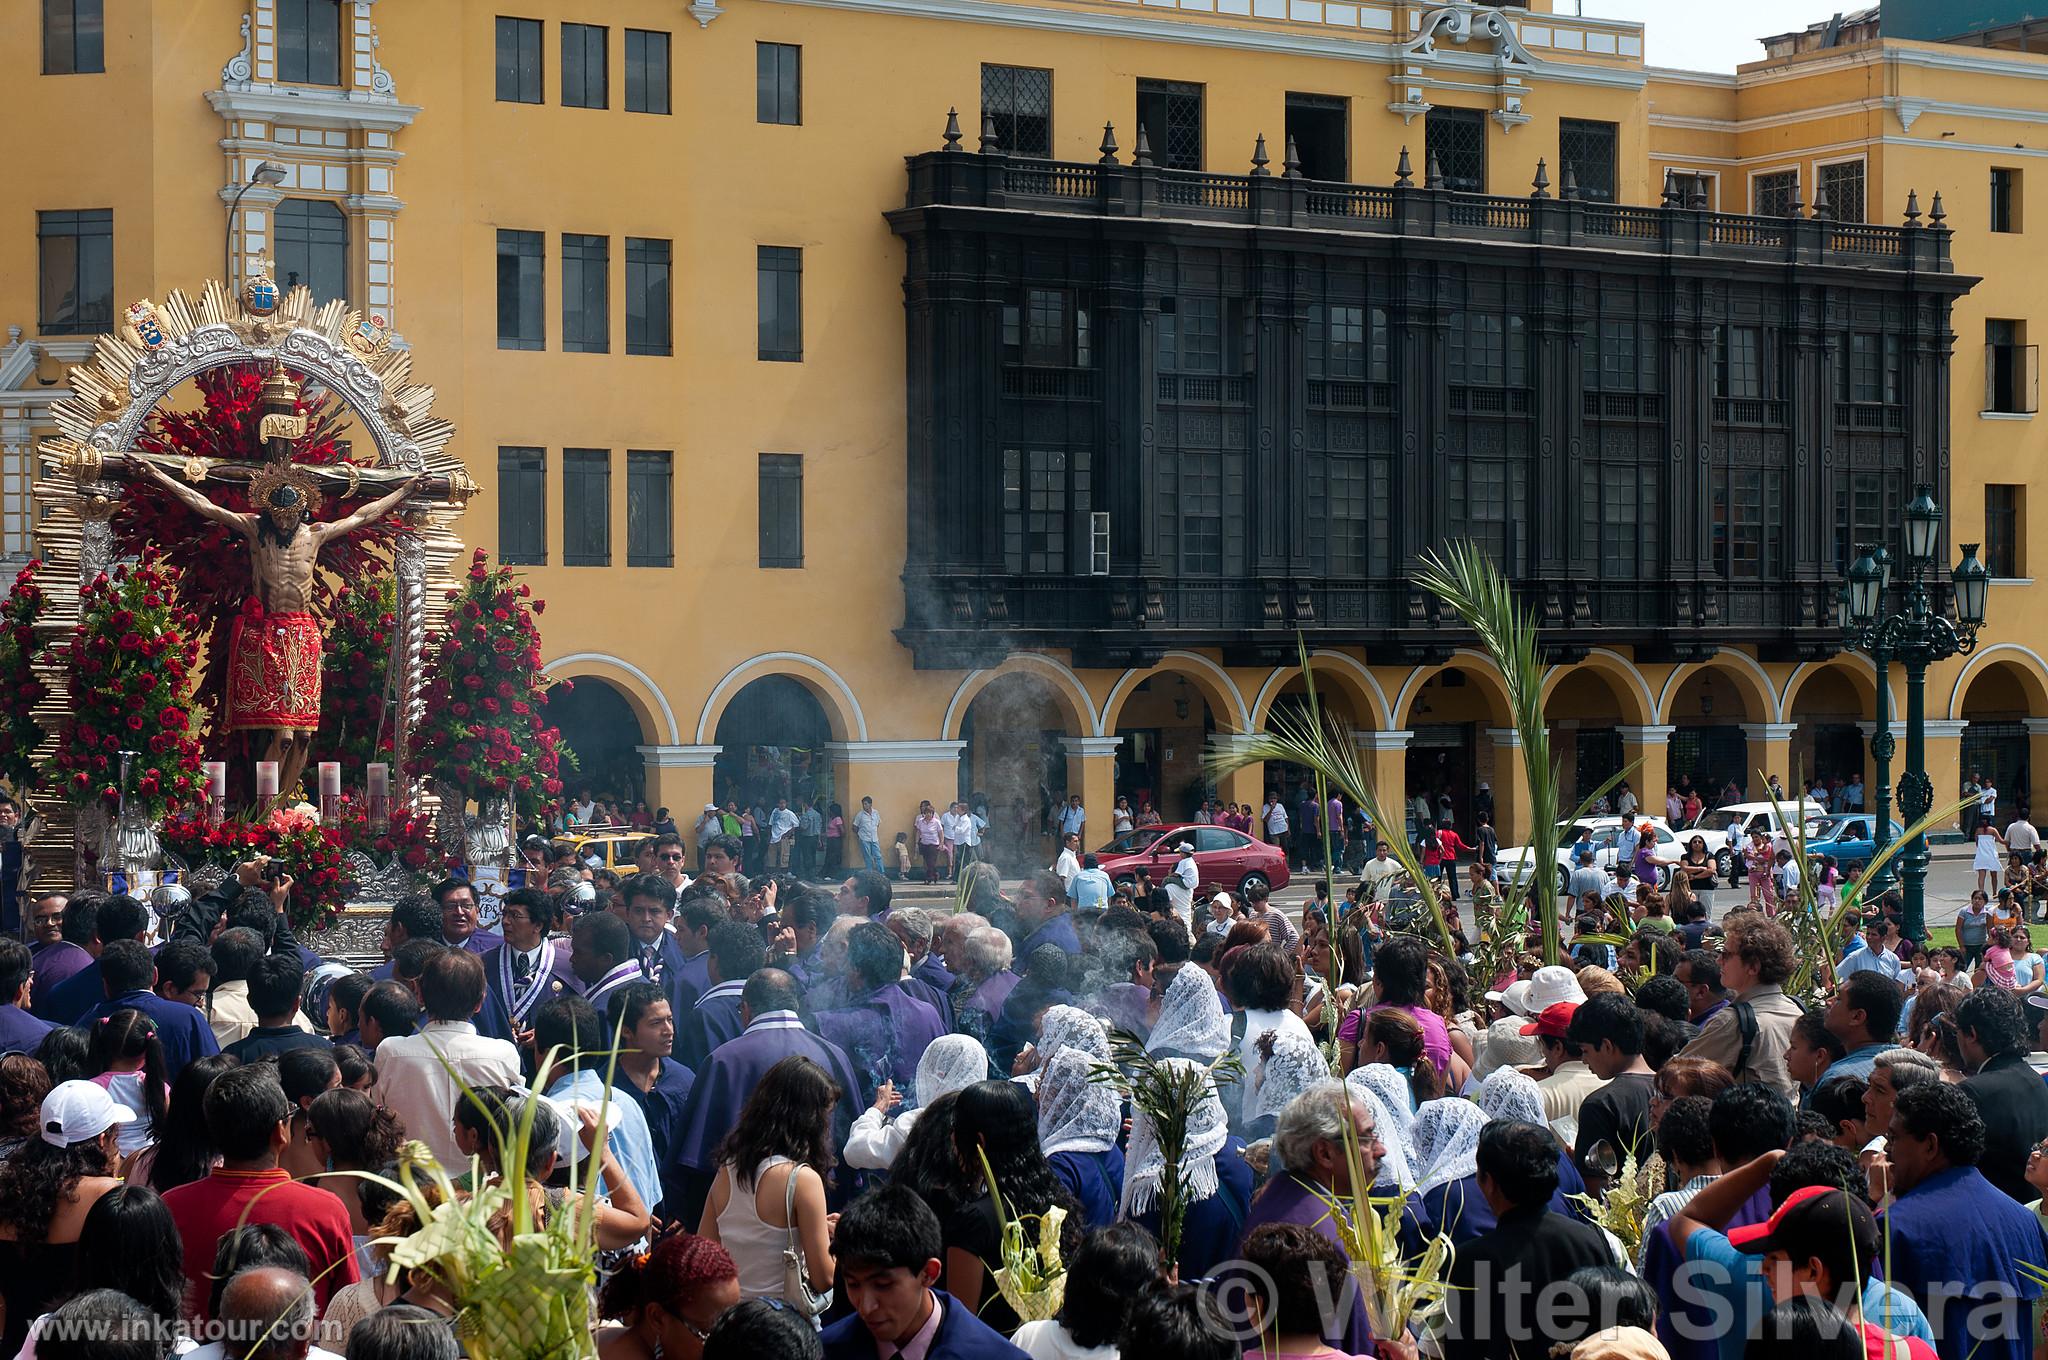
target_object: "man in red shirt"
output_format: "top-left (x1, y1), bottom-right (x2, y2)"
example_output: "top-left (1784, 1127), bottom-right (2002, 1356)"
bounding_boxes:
top-left (161, 1063), bottom-right (358, 1319)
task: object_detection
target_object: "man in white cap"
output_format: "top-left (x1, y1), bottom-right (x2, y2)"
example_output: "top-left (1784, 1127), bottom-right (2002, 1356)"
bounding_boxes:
top-left (1165, 840), bottom-right (1200, 927)
top-left (1474, 976), bottom-right (1545, 1082)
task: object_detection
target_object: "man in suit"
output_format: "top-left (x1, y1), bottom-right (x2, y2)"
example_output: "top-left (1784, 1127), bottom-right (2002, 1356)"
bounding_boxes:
top-left (1956, 987), bottom-right (2048, 1203)
top-left (614, 874), bottom-right (696, 1018)
top-left (38, 894), bottom-right (153, 1025)
top-left (674, 918), bottom-right (762, 1070)
top-left (1438, 1120), bottom-right (1617, 1360)
top-left (822, 1184), bottom-right (1028, 1360)
top-left (75, 938), bottom-right (221, 1080)
top-left (477, 887), bottom-right (581, 1047)
top-left (433, 878), bottom-right (503, 958)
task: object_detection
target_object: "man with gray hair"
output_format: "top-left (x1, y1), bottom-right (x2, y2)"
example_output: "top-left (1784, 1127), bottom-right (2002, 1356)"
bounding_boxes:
top-left (1865, 1045), bottom-right (1942, 1144)
top-left (190, 1267), bottom-right (339, 1360)
top-left (936, 911), bottom-right (988, 978)
top-left (1233, 1082), bottom-right (1378, 1354)
top-left (887, 907), bottom-right (954, 1028)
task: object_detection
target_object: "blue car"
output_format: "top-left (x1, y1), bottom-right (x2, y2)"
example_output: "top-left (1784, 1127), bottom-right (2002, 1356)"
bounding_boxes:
top-left (1801, 813), bottom-right (1904, 870)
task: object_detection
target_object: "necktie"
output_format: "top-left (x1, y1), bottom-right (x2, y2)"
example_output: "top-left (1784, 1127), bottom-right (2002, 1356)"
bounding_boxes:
top-left (640, 946), bottom-right (660, 980)
top-left (514, 951), bottom-right (536, 983)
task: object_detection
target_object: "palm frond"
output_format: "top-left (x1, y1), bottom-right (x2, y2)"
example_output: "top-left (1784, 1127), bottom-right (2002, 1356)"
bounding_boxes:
top-left (1088, 1032), bottom-right (1240, 1264)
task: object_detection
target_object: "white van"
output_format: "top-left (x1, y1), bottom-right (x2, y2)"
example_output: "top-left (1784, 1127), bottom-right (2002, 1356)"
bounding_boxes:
top-left (1682, 800), bottom-right (1828, 883)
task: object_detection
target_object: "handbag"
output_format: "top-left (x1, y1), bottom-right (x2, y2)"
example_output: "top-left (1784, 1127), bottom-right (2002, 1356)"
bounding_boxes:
top-left (779, 1162), bottom-right (832, 1321)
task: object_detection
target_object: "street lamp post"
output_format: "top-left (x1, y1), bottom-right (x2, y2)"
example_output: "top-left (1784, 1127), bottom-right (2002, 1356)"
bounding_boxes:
top-left (224, 161), bottom-right (289, 286)
top-left (1842, 485), bottom-right (1989, 941)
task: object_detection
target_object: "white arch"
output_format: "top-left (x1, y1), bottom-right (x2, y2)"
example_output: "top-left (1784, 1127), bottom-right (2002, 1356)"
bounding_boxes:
top-left (1948, 643), bottom-right (2048, 720)
top-left (542, 652), bottom-right (681, 745)
top-left (1546, 647), bottom-right (1659, 726)
top-left (941, 654), bottom-right (1103, 739)
top-left (694, 652), bottom-right (871, 744)
top-left (1391, 648), bottom-right (1512, 726)
top-left (1249, 651), bottom-right (1396, 731)
top-left (1654, 651), bottom-right (1784, 723)
top-left (1101, 651), bottom-right (1252, 734)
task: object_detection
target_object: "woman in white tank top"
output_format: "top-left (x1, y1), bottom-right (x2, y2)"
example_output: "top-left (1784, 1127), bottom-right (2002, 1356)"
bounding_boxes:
top-left (696, 1055), bottom-right (838, 1313)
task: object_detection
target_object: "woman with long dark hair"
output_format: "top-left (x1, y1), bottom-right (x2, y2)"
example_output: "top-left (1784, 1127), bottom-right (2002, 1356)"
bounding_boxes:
top-left (946, 1079), bottom-right (1085, 1334)
top-left (886, 1089), bottom-right (973, 1222)
top-left (136, 1054), bottom-right (239, 1193)
top-left (698, 1055), bottom-right (837, 1313)
top-left (86, 1009), bottom-right (169, 1164)
top-left (0, 1081), bottom-right (131, 1354)
top-left (70, 1186), bottom-right (187, 1335)
top-left (0, 1054), bottom-right (50, 1161)
top-left (303, 1088), bottom-right (405, 1244)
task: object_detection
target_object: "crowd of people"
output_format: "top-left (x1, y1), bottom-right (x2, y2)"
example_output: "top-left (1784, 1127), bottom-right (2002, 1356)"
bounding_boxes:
top-left (13, 817), bottom-right (2048, 1360)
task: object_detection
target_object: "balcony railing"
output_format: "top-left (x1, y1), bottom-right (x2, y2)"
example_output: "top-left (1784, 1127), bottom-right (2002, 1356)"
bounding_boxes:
top-left (900, 147), bottom-right (1955, 274)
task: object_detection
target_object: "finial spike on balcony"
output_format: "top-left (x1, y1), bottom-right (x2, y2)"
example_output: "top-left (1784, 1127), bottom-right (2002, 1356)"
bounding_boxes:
top-left (980, 114), bottom-right (1000, 153)
top-left (1099, 122), bottom-right (1120, 166)
top-left (1426, 148), bottom-right (1443, 189)
top-left (1250, 133), bottom-right (1271, 177)
top-left (1811, 183), bottom-right (1832, 220)
top-left (1688, 180), bottom-right (1708, 210)
top-left (1930, 190), bottom-right (1948, 228)
top-left (1396, 146), bottom-right (1415, 187)
top-left (1904, 188), bottom-right (1923, 226)
top-left (1283, 134), bottom-right (1303, 180)
top-left (1661, 168), bottom-right (1680, 208)
top-left (1787, 187), bottom-right (1805, 219)
top-left (1133, 126), bottom-right (1153, 168)
top-left (1561, 161), bottom-right (1578, 201)
top-left (941, 108), bottom-right (963, 151)
top-left (1531, 158), bottom-right (1551, 199)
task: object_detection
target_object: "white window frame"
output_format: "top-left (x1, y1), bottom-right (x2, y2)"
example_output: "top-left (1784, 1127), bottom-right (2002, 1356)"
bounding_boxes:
top-left (1811, 153), bottom-right (1870, 223)
top-left (1746, 162), bottom-right (1802, 215)
top-left (1662, 166), bottom-right (1721, 211)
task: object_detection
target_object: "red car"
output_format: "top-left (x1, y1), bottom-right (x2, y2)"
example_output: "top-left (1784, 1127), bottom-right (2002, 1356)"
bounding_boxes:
top-left (1093, 822), bottom-right (1291, 895)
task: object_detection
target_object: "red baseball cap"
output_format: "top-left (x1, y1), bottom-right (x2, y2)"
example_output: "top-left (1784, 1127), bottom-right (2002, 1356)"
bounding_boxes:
top-left (1520, 1001), bottom-right (1579, 1039)
top-left (1727, 1186), bottom-right (1877, 1262)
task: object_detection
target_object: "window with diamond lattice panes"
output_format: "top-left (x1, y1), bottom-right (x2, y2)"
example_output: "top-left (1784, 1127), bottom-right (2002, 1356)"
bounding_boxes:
top-left (1559, 120), bottom-right (1617, 202)
top-left (1819, 160), bottom-right (1865, 222)
top-left (983, 65), bottom-right (1052, 157)
top-left (1426, 107), bottom-right (1485, 192)
top-left (1137, 79), bottom-right (1204, 170)
top-left (1753, 170), bottom-right (1799, 217)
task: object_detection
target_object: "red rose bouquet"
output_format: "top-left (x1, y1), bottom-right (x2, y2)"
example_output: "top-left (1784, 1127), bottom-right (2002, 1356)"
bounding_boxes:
top-left (158, 805), bottom-right (357, 934)
top-left (314, 571), bottom-right (397, 772)
top-left (0, 562), bottom-right (49, 794)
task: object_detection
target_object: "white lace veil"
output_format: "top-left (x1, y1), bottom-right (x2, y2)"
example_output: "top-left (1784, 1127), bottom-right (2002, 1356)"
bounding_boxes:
top-left (1119, 1056), bottom-right (1228, 1218)
top-left (914, 1034), bottom-right (991, 1108)
top-left (1337, 1076), bottom-right (1414, 1194)
top-left (1347, 1064), bottom-right (1418, 1161)
top-left (1474, 1068), bottom-right (1548, 1127)
top-left (1036, 1047), bottom-right (1121, 1159)
top-left (1409, 1097), bottom-right (1487, 1196)
top-left (1037, 1004), bottom-right (1111, 1069)
top-left (1247, 1030), bottom-right (1332, 1126)
top-left (1144, 966), bottom-right (1231, 1062)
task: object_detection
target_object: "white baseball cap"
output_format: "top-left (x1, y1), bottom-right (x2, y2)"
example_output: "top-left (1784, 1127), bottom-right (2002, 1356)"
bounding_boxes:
top-left (41, 1080), bottom-right (136, 1148)
top-left (1523, 965), bottom-right (1587, 1014)
top-left (1485, 978), bottom-right (1536, 1017)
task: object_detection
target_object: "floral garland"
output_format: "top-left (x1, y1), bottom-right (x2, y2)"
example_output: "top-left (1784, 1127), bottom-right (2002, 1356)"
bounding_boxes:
top-left (407, 550), bottom-right (565, 810)
top-left (314, 571), bottom-right (397, 771)
top-left (159, 805), bottom-right (357, 934)
top-left (52, 551), bottom-right (205, 817)
top-left (0, 562), bottom-right (49, 794)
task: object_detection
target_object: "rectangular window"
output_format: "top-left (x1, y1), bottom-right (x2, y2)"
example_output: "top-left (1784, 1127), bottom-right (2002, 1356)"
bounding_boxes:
top-left (563, 448), bottom-right (611, 566)
top-left (1559, 118), bottom-right (1618, 203)
top-left (1987, 318), bottom-right (2037, 414)
top-left (42, 0), bottom-right (103, 74)
top-left (1837, 334), bottom-right (1901, 405)
top-left (1180, 452), bottom-right (1223, 574)
top-left (1832, 470), bottom-right (1899, 575)
top-left (623, 29), bottom-right (670, 114)
top-left (1323, 458), bottom-right (1372, 574)
top-left (1753, 169), bottom-right (1799, 217)
top-left (757, 246), bottom-right (802, 361)
top-left (274, 199), bottom-right (349, 305)
top-left (1986, 485), bottom-right (2024, 578)
top-left (1819, 159), bottom-right (1866, 223)
top-left (1458, 461), bottom-right (1528, 574)
top-left (1449, 312), bottom-right (1508, 387)
top-left (756, 43), bottom-right (801, 125)
top-left (625, 237), bottom-right (671, 356)
top-left (562, 233), bottom-right (608, 354)
top-left (1000, 448), bottom-right (1091, 574)
top-left (1136, 79), bottom-right (1204, 171)
top-left (1309, 304), bottom-right (1369, 381)
top-left (1284, 93), bottom-right (1347, 181)
top-left (626, 450), bottom-right (673, 567)
top-left (494, 16), bottom-right (542, 103)
top-left (1715, 326), bottom-right (1764, 400)
top-left (1669, 171), bottom-right (1714, 209)
top-left (276, 0), bottom-right (341, 85)
top-left (1993, 168), bottom-right (2022, 234)
top-left (561, 23), bottom-right (607, 109)
top-left (1714, 467), bottom-right (1783, 578)
top-left (1426, 107), bottom-right (1486, 193)
top-left (982, 64), bottom-right (1052, 157)
top-left (496, 229), bottom-right (544, 351)
top-left (759, 453), bottom-right (804, 568)
top-left (1009, 288), bottom-right (1088, 367)
top-left (1601, 469), bottom-right (1657, 577)
top-left (497, 447), bottom-right (547, 565)
top-left (37, 209), bottom-right (113, 336)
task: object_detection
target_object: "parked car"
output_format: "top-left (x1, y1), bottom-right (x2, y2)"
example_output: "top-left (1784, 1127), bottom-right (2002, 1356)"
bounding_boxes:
top-left (1685, 800), bottom-right (1830, 883)
top-left (1494, 816), bottom-right (1678, 894)
top-left (1094, 822), bottom-right (1291, 895)
top-left (1799, 813), bottom-right (1904, 872)
top-left (551, 830), bottom-right (649, 876)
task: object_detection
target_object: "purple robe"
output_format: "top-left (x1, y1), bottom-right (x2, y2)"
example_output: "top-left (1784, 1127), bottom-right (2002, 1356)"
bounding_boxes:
top-left (29, 941), bottom-right (92, 1012)
top-left (815, 983), bottom-right (945, 1105)
top-left (676, 980), bottom-right (746, 1071)
top-left (671, 1014), bottom-right (863, 1174)
top-left (1095, 982), bottom-right (1152, 1040)
top-left (370, 929), bottom-right (500, 981)
top-left (476, 944), bottom-right (585, 1044)
top-left (1646, 1182), bottom-right (1771, 1360)
top-left (1238, 1173), bottom-right (1374, 1353)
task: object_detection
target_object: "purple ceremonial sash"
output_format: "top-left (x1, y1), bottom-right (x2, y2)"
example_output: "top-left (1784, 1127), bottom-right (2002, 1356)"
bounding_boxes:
top-left (498, 946), bottom-right (554, 1029)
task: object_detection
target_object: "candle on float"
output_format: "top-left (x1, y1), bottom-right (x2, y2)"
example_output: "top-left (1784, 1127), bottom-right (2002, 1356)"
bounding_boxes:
top-left (203, 761), bottom-right (227, 827)
top-left (367, 763), bottom-right (391, 830)
top-left (318, 762), bottom-right (341, 798)
top-left (256, 762), bottom-right (280, 799)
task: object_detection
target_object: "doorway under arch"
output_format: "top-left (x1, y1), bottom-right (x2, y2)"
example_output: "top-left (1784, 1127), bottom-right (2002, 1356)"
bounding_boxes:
top-left (957, 672), bottom-right (1079, 874)
top-left (548, 677), bottom-right (650, 808)
top-left (712, 675), bottom-right (835, 822)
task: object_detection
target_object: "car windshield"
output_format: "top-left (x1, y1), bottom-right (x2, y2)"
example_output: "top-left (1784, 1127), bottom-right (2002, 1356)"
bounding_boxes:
top-left (1099, 830), bottom-right (1160, 855)
top-left (1694, 810), bottom-right (1746, 835)
top-left (1807, 817), bottom-right (1845, 839)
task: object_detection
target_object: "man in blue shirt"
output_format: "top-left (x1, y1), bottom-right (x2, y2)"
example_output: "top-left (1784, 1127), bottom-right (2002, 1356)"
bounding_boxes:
top-left (1837, 917), bottom-right (1904, 982)
top-left (37, 894), bottom-right (153, 1026)
top-left (75, 938), bottom-right (221, 1081)
top-left (532, 993), bottom-right (661, 1211)
top-left (1822, 970), bottom-right (1907, 1083)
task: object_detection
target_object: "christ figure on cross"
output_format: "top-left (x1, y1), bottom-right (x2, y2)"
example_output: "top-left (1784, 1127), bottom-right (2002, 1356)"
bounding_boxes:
top-left (125, 452), bottom-right (422, 800)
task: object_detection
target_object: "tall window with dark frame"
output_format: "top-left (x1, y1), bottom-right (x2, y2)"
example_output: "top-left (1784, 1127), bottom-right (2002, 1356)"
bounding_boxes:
top-left (1582, 319), bottom-right (1660, 393)
top-left (624, 29), bottom-right (670, 115)
top-left (42, 0), bottom-right (103, 74)
top-left (563, 448), bottom-right (611, 566)
top-left (1180, 452), bottom-right (1224, 575)
top-left (1714, 326), bottom-right (1769, 400)
top-left (276, 0), bottom-right (342, 85)
top-left (562, 234), bottom-right (609, 354)
top-left (1425, 107), bottom-right (1486, 192)
top-left (495, 17), bottom-right (542, 103)
top-left (1001, 449), bottom-right (1090, 574)
top-left (625, 238), bottom-right (671, 356)
top-left (757, 246), bottom-right (802, 362)
top-left (1987, 318), bottom-right (2036, 414)
top-left (1136, 79), bottom-right (1204, 171)
top-left (274, 200), bottom-right (348, 306)
top-left (982, 64), bottom-right (1052, 158)
top-left (1992, 168), bottom-right (2022, 234)
top-left (37, 209), bottom-right (112, 336)
top-left (1712, 468), bottom-right (1783, 579)
top-left (1002, 289), bottom-right (1090, 368)
top-left (1284, 94), bottom-right (1348, 181)
top-left (1559, 119), bottom-right (1618, 203)
top-left (1818, 160), bottom-right (1865, 223)
top-left (496, 229), bottom-right (544, 351)
top-left (757, 43), bottom-right (801, 125)
top-left (496, 447), bottom-right (547, 565)
top-left (1835, 333), bottom-right (1901, 406)
top-left (1156, 297), bottom-right (1242, 376)
top-left (1752, 170), bottom-right (1799, 217)
top-left (561, 23), bottom-right (607, 109)
top-left (758, 454), bottom-right (804, 568)
top-left (1985, 485), bottom-right (2024, 579)
top-left (626, 451), bottom-right (674, 568)
top-left (1833, 471), bottom-right (1900, 575)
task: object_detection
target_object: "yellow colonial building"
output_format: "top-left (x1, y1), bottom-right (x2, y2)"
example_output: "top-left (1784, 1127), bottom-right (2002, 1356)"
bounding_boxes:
top-left (4, 0), bottom-right (2046, 869)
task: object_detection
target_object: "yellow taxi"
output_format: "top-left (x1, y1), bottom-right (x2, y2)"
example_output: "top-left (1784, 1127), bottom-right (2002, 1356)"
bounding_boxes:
top-left (551, 828), bottom-right (653, 876)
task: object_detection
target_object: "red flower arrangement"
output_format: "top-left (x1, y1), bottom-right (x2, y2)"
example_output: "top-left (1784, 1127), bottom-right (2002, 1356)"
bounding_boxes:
top-left (407, 550), bottom-right (566, 813)
top-left (53, 551), bottom-right (205, 818)
top-left (0, 562), bottom-right (49, 794)
top-left (314, 572), bottom-right (396, 772)
top-left (326, 793), bottom-right (438, 873)
top-left (120, 366), bottom-right (403, 735)
top-left (158, 805), bottom-right (357, 934)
